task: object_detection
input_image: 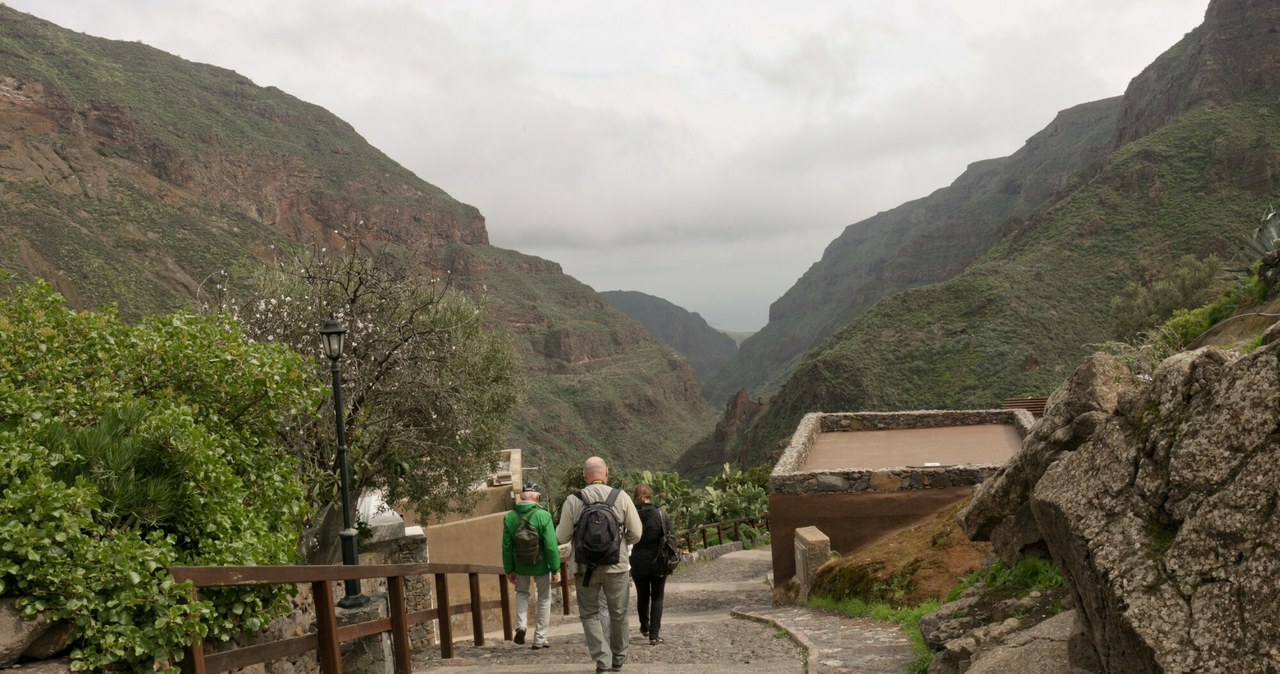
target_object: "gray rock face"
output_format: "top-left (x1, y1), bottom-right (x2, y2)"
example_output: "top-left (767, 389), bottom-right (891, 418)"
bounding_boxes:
top-left (1030, 346), bottom-right (1280, 673)
top-left (0, 599), bottom-right (65, 668)
top-left (963, 611), bottom-right (1096, 674)
top-left (958, 353), bottom-right (1135, 564)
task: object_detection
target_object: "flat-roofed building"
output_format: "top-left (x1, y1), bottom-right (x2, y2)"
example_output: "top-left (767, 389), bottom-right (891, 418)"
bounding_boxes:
top-left (770, 410), bottom-right (1033, 584)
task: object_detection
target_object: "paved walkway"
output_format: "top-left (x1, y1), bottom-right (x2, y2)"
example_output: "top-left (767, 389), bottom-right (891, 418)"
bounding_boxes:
top-left (412, 546), bottom-right (915, 674)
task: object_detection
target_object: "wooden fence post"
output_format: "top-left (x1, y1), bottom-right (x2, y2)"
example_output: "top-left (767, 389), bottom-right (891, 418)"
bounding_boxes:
top-left (435, 573), bottom-right (453, 659)
top-left (388, 575), bottom-right (410, 674)
top-left (468, 573), bottom-right (484, 646)
top-left (313, 581), bottom-right (342, 674)
top-left (499, 575), bottom-right (513, 641)
top-left (560, 561), bottom-right (573, 615)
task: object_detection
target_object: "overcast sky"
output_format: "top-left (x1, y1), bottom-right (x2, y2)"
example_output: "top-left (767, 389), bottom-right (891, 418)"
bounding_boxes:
top-left (9, 1), bottom-right (1208, 331)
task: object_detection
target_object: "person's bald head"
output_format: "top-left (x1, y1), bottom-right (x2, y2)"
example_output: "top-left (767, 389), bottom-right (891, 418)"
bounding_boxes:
top-left (583, 456), bottom-right (608, 483)
top-left (521, 490), bottom-right (542, 503)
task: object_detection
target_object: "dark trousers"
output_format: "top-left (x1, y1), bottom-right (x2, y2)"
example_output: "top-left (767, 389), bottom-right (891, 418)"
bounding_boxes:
top-left (632, 573), bottom-right (667, 639)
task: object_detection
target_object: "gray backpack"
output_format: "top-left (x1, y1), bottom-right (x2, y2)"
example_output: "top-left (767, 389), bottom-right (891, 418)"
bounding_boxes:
top-left (514, 510), bottom-right (544, 566)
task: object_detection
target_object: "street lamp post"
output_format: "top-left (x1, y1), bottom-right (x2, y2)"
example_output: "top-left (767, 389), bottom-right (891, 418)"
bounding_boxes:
top-left (320, 318), bottom-right (370, 609)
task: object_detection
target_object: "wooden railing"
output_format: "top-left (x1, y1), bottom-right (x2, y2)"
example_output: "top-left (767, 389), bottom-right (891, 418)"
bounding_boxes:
top-left (678, 515), bottom-right (768, 553)
top-left (1002, 397), bottom-right (1048, 417)
top-left (168, 562), bottom-right (510, 674)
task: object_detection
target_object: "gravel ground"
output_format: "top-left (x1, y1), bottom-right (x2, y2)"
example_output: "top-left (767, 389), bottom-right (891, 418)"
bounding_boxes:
top-left (413, 547), bottom-right (803, 673)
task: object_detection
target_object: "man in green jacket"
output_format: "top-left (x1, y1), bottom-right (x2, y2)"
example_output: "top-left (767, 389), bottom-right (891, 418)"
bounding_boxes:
top-left (502, 483), bottom-right (561, 649)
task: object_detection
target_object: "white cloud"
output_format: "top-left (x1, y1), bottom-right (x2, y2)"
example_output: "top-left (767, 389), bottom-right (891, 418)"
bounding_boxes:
top-left (7, 0), bottom-right (1208, 331)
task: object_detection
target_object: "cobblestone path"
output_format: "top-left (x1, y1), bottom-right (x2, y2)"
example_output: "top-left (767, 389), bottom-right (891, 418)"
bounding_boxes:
top-left (411, 546), bottom-right (915, 673)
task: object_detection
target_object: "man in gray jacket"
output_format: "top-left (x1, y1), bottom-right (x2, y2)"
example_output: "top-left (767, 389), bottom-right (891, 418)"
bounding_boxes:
top-left (556, 456), bottom-right (642, 673)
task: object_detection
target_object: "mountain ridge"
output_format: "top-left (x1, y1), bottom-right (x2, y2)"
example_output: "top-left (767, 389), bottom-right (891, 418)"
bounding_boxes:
top-left (600, 289), bottom-right (738, 391)
top-left (707, 0), bottom-right (1280, 468)
top-left (0, 4), bottom-right (712, 479)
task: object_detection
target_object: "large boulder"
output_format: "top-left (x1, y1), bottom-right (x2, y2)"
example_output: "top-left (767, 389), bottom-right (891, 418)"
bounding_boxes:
top-left (1030, 343), bottom-right (1280, 673)
top-left (959, 353), bottom-right (1135, 564)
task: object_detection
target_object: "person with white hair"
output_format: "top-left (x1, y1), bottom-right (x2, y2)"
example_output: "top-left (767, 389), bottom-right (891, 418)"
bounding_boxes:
top-left (502, 482), bottom-right (561, 649)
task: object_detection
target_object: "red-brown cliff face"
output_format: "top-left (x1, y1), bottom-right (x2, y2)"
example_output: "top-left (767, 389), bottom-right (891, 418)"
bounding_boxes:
top-left (1116, 0), bottom-right (1280, 147)
top-left (0, 6), bottom-right (713, 476)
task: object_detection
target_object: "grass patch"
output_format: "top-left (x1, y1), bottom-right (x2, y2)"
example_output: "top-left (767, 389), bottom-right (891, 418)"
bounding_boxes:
top-left (807, 595), bottom-right (942, 674)
top-left (947, 557), bottom-right (1065, 602)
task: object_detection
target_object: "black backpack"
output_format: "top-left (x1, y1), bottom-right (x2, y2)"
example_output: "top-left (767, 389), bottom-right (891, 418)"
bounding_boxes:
top-left (655, 509), bottom-right (682, 576)
top-left (513, 510), bottom-right (544, 567)
top-left (572, 487), bottom-right (622, 586)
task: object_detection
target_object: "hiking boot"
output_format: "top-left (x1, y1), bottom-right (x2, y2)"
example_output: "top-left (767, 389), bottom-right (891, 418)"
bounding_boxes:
top-left (513, 627), bottom-right (526, 645)
top-left (650, 636), bottom-right (664, 646)
top-left (531, 641), bottom-right (550, 650)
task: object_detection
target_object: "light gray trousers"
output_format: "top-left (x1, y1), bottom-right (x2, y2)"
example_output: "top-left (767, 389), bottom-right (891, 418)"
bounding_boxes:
top-left (515, 572), bottom-right (552, 645)
top-left (575, 570), bottom-right (630, 669)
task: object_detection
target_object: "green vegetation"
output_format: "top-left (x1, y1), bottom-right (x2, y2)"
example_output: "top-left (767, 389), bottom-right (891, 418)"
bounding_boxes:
top-left (0, 277), bottom-right (323, 672)
top-left (811, 557), bottom-right (1065, 673)
top-left (213, 249), bottom-right (525, 521)
top-left (947, 558), bottom-right (1066, 602)
top-left (549, 464), bottom-right (769, 540)
top-left (1109, 255), bottom-right (1224, 340)
top-left (735, 96), bottom-right (1280, 464)
top-left (1101, 210), bottom-right (1279, 373)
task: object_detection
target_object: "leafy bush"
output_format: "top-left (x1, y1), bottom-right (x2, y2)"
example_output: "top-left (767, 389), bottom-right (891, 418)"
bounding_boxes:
top-left (0, 277), bottom-right (323, 671)
top-left (1110, 255), bottom-right (1222, 339)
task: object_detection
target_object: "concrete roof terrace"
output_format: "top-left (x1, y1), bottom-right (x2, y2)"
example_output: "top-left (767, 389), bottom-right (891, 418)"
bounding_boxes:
top-left (803, 423), bottom-right (1024, 471)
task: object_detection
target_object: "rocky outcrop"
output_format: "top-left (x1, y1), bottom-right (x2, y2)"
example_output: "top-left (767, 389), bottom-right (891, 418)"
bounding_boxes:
top-left (0, 599), bottom-right (70, 668)
top-left (958, 354), bottom-right (1135, 565)
top-left (1116, 0), bottom-right (1280, 147)
top-left (955, 332), bottom-right (1280, 673)
top-left (1030, 337), bottom-right (1280, 673)
top-left (713, 389), bottom-right (766, 444)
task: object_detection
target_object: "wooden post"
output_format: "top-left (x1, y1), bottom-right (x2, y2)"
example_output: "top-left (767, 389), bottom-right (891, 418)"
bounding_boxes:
top-left (468, 573), bottom-right (484, 646)
top-left (733, 520), bottom-right (741, 542)
top-left (435, 573), bottom-right (453, 659)
top-left (388, 575), bottom-right (411, 674)
top-left (313, 581), bottom-right (342, 674)
top-left (560, 561), bottom-right (572, 615)
top-left (701, 527), bottom-right (709, 549)
top-left (499, 574), bottom-right (514, 641)
top-left (179, 585), bottom-right (206, 674)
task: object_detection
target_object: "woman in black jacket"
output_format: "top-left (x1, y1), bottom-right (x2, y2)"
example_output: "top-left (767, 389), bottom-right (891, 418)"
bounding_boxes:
top-left (628, 483), bottom-right (668, 645)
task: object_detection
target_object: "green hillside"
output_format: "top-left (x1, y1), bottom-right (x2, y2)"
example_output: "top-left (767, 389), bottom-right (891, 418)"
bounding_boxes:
top-left (705, 97), bottom-right (1122, 406)
top-left (738, 98), bottom-right (1279, 462)
top-left (601, 289), bottom-right (738, 390)
top-left (0, 6), bottom-right (711, 478)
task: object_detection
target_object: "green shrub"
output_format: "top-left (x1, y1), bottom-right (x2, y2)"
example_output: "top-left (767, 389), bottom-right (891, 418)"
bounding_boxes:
top-left (0, 278), bottom-right (323, 672)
